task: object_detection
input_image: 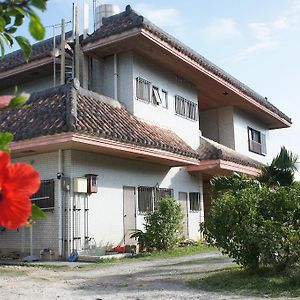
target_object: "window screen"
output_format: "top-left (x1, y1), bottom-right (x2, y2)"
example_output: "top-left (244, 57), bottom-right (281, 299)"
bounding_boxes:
top-left (31, 179), bottom-right (55, 209)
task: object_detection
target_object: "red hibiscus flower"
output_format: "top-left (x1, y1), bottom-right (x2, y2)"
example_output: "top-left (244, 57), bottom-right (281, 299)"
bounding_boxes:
top-left (0, 151), bottom-right (40, 229)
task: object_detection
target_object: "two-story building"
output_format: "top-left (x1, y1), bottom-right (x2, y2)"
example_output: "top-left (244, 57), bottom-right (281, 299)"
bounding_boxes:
top-left (0, 5), bottom-right (291, 259)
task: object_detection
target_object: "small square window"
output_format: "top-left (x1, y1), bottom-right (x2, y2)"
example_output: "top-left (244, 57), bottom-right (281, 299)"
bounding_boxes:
top-left (248, 127), bottom-right (267, 156)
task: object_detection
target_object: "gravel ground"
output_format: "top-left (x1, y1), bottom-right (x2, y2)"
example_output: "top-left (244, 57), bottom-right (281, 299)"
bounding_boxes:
top-left (0, 252), bottom-right (289, 300)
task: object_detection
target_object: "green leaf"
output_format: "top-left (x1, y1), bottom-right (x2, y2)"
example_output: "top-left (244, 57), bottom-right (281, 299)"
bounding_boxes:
top-left (8, 92), bottom-right (30, 107)
top-left (0, 16), bottom-right (5, 31)
top-left (7, 26), bottom-right (17, 34)
top-left (29, 13), bottom-right (45, 40)
top-left (0, 132), bottom-right (13, 151)
top-left (2, 32), bottom-right (13, 47)
top-left (0, 38), bottom-right (4, 58)
top-left (31, 0), bottom-right (47, 11)
top-left (14, 14), bottom-right (24, 27)
top-left (31, 204), bottom-right (47, 219)
top-left (15, 36), bottom-right (31, 61)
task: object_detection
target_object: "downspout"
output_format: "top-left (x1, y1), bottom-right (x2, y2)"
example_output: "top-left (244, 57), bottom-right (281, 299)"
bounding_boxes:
top-left (58, 149), bottom-right (63, 258)
top-left (113, 53), bottom-right (118, 99)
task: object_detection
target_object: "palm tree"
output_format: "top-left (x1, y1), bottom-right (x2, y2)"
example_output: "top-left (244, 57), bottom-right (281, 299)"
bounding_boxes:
top-left (258, 146), bottom-right (299, 186)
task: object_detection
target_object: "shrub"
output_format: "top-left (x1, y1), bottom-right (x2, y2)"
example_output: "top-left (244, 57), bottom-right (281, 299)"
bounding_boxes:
top-left (202, 175), bottom-right (300, 271)
top-left (131, 197), bottom-right (183, 251)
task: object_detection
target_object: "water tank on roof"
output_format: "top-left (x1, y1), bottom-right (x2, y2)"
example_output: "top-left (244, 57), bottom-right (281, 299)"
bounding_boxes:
top-left (94, 4), bottom-right (120, 30)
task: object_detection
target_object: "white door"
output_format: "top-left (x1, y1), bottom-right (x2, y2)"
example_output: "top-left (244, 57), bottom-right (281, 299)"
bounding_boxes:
top-left (179, 192), bottom-right (189, 239)
top-left (123, 186), bottom-right (137, 245)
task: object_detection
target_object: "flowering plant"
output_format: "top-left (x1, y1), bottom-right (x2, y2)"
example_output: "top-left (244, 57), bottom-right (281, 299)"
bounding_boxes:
top-left (0, 0), bottom-right (47, 229)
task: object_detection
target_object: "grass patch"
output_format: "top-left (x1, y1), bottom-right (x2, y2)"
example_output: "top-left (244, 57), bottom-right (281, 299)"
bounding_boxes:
top-left (129, 243), bottom-right (217, 260)
top-left (0, 266), bottom-right (27, 276)
top-left (189, 265), bottom-right (300, 298)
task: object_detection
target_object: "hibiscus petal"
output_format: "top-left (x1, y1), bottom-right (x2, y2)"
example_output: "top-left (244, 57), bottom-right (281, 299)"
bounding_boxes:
top-left (0, 195), bottom-right (32, 229)
top-left (0, 151), bottom-right (10, 187)
top-left (5, 163), bottom-right (40, 198)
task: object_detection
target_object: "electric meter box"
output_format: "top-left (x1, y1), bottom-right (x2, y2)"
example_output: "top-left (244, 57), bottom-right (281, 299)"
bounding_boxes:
top-left (73, 177), bottom-right (88, 193)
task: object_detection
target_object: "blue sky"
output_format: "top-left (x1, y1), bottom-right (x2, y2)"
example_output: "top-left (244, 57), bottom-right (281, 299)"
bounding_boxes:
top-left (12, 0), bottom-right (300, 176)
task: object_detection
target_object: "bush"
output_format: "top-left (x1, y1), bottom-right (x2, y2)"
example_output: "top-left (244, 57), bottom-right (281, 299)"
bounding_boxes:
top-left (131, 197), bottom-right (183, 251)
top-left (202, 176), bottom-right (300, 271)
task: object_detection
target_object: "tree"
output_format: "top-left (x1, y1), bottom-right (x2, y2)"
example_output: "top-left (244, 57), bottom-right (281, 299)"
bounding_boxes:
top-left (202, 148), bottom-right (300, 272)
top-left (131, 197), bottom-right (183, 251)
top-left (258, 146), bottom-right (299, 187)
top-left (0, 0), bottom-right (46, 59)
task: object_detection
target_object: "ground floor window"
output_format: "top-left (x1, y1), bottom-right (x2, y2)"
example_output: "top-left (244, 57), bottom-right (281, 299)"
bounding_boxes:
top-left (189, 192), bottom-right (201, 211)
top-left (138, 186), bottom-right (173, 213)
top-left (31, 179), bottom-right (55, 209)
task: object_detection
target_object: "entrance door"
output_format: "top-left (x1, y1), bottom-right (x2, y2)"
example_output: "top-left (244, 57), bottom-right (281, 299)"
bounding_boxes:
top-left (179, 192), bottom-right (189, 239)
top-left (123, 186), bottom-right (136, 245)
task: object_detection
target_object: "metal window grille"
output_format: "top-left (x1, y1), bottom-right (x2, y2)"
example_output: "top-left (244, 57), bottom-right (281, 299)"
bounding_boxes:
top-left (138, 186), bottom-right (154, 213)
top-left (155, 188), bottom-right (173, 201)
top-left (31, 179), bottom-right (55, 209)
top-left (189, 192), bottom-right (200, 211)
top-left (138, 187), bottom-right (174, 213)
top-left (175, 95), bottom-right (198, 121)
top-left (161, 90), bottom-right (168, 108)
top-left (136, 77), bottom-right (151, 102)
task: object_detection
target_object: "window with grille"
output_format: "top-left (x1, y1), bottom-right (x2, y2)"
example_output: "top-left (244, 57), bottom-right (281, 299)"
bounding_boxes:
top-left (138, 186), bottom-right (174, 213)
top-left (136, 77), bottom-right (151, 102)
top-left (155, 188), bottom-right (173, 201)
top-left (248, 127), bottom-right (267, 156)
top-left (138, 186), bottom-right (154, 213)
top-left (31, 179), bottom-right (55, 209)
top-left (161, 90), bottom-right (168, 108)
top-left (189, 192), bottom-right (200, 211)
top-left (175, 95), bottom-right (198, 121)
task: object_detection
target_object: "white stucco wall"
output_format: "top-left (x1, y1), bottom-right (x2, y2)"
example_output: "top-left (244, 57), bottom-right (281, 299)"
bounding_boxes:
top-left (90, 52), bottom-right (200, 149)
top-left (0, 76), bottom-right (53, 95)
top-left (233, 108), bottom-right (270, 163)
top-left (0, 152), bottom-right (61, 257)
top-left (71, 150), bottom-right (203, 248)
top-left (132, 53), bottom-right (200, 149)
top-left (200, 106), bottom-right (235, 149)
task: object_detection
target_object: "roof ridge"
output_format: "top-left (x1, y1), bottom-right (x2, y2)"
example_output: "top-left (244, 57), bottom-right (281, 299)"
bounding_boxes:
top-left (1, 31), bottom-right (73, 61)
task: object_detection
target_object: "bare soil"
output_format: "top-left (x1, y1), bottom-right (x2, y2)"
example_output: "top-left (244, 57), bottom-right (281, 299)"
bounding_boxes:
top-left (0, 252), bottom-right (282, 299)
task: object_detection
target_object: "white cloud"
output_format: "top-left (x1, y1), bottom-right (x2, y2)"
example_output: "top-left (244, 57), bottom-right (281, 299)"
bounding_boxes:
top-left (203, 18), bottom-right (241, 41)
top-left (237, 0), bottom-right (300, 61)
top-left (134, 3), bottom-right (182, 31)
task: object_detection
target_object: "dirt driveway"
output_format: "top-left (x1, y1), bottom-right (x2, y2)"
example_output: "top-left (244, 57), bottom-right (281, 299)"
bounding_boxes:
top-left (0, 252), bottom-right (266, 299)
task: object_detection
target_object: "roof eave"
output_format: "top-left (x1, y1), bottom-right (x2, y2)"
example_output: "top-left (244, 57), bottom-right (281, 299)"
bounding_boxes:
top-left (9, 132), bottom-right (199, 167)
top-left (187, 159), bottom-right (261, 176)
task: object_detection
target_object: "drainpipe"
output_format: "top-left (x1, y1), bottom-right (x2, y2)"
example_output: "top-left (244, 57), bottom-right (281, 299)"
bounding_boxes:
top-left (113, 53), bottom-right (118, 99)
top-left (58, 149), bottom-right (63, 258)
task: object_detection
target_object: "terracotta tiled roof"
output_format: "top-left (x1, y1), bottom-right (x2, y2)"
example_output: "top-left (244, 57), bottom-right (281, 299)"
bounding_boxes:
top-left (83, 5), bottom-right (291, 124)
top-left (0, 80), bottom-right (199, 159)
top-left (0, 31), bottom-right (73, 72)
top-left (199, 136), bottom-right (262, 169)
